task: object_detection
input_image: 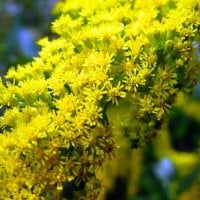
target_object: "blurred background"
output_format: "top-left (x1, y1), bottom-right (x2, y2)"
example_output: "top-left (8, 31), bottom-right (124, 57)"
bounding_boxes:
top-left (0, 0), bottom-right (57, 75)
top-left (0, 1), bottom-right (200, 199)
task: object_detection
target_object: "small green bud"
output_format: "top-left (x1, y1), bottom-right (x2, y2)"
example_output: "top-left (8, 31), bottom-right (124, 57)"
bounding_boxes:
top-left (164, 40), bottom-right (174, 53)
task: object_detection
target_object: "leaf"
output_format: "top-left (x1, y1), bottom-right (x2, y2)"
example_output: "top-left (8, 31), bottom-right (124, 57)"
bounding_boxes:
top-left (177, 163), bottom-right (200, 195)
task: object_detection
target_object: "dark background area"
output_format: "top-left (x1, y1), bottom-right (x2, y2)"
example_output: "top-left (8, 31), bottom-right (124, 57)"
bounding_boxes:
top-left (0, 0), bottom-right (57, 75)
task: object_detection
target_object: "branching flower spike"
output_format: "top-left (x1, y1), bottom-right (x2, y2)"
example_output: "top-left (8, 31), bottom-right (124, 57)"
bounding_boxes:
top-left (0, 0), bottom-right (200, 199)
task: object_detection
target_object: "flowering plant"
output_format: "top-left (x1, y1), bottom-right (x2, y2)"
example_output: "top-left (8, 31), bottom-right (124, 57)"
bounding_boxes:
top-left (0, 0), bottom-right (199, 199)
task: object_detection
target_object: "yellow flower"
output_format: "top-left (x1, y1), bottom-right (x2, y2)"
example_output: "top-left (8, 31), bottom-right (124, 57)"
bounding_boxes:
top-left (55, 94), bottom-right (77, 116)
top-left (106, 82), bottom-right (126, 105)
top-left (83, 103), bottom-right (103, 126)
top-left (124, 69), bottom-right (146, 92)
top-left (0, 0), bottom-right (200, 198)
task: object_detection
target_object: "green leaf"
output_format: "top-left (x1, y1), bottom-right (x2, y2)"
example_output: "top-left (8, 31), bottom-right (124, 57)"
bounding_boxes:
top-left (177, 163), bottom-right (200, 195)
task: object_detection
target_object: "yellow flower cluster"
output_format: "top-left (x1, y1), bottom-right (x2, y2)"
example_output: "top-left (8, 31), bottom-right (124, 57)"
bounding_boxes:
top-left (0, 0), bottom-right (200, 199)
